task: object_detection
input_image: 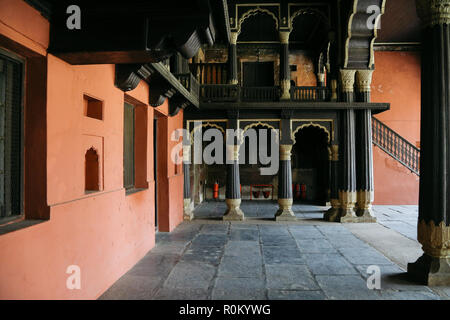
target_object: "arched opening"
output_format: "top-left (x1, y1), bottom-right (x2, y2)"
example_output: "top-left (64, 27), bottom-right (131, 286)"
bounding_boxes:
top-left (292, 126), bottom-right (329, 205)
top-left (190, 124), bottom-right (226, 212)
top-left (238, 11), bottom-right (279, 42)
top-left (85, 148), bottom-right (100, 193)
top-left (239, 125), bottom-right (278, 201)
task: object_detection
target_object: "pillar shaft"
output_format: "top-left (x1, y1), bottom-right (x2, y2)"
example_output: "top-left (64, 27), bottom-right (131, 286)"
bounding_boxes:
top-left (355, 70), bottom-right (376, 223)
top-left (276, 145), bottom-right (296, 221)
top-left (183, 144), bottom-right (193, 221)
top-left (223, 116), bottom-right (244, 221)
top-left (338, 69), bottom-right (358, 223)
top-left (408, 0), bottom-right (450, 285)
top-left (228, 32), bottom-right (238, 85)
top-left (280, 31), bottom-right (291, 100)
top-left (324, 145), bottom-right (340, 222)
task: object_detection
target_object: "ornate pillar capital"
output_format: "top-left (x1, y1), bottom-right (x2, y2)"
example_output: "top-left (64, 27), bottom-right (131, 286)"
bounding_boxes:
top-left (230, 32), bottom-right (239, 45)
top-left (280, 144), bottom-right (293, 161)
top-left (356, 70), bottom-right (374, 92)
top-left (416, 0), bottom-right (450, 27)
top-left (339, 69), bottom-right (356, 93)
top-left (279, 31), bottom-right (291, 44)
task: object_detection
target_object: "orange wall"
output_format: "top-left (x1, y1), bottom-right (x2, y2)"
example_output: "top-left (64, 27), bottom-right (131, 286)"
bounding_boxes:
top-left (372, 51), bottom-right (421, 204)
top-left (0, 1), bottom-right (184, 299)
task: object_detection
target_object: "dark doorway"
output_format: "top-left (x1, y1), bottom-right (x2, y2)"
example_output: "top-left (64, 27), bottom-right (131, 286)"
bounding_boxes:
top-left (292, 126), bottom-right (329, 205)
top-left (243, 62), bottom-right (274, 87)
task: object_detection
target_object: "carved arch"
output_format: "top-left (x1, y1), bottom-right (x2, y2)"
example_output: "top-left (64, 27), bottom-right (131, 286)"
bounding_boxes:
top-left (236, 8), bottom-right (279, 35)
top-left (291, 122), bottom-right (331, 144)
top-left (289, 8), bottom-right (331, 30)
top-left (239, 121), bottom-right (280, 146)
top-left (189, 122), bottom-right (226, 144)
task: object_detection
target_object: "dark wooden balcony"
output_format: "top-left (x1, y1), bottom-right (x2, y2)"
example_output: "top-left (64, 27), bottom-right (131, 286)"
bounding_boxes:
top-left (174, 73), bottom-right (200, 99)
top-left (199, 84), bottom-right (331, 103)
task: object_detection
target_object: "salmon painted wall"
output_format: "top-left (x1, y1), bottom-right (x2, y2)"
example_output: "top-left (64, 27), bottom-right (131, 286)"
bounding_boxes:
top-left (372, 51), bottom-right (421, 205)
top-left (0, 0), bottom-right (184, 299)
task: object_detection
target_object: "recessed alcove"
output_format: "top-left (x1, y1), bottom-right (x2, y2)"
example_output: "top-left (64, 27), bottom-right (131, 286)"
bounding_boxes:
top-left (85, 147), bottom-right (100, 193)
top-left (84, 95), bottom-right (103, 120)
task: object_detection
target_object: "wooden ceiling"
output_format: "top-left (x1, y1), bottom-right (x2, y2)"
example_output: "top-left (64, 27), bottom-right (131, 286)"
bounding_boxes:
top-left (377, 0), bottom-right (421, 43)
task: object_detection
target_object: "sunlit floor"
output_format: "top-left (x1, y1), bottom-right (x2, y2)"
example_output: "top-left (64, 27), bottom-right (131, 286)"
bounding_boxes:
top-left (100, 202), bottom-right (450, 300)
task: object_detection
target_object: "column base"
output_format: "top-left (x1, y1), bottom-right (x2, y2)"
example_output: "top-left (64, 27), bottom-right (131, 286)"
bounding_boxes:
top-left (223, 199), bottom-right (245, 221)
top-left (183, 199), bottom-right (194, 221)
top-left (339, 191), bottom-right (357, 223)
top-left (355, 208), bottom-right (377, 223)
top-left (339, 209), bottom-right (359, 223)
top-left (324, 199), bottom-right (340, 222)
top-left (407, 254), bottom-right (450, 286)
top-left (355, 191), bottom-right (376, 223)
top-left (275, 199), bottom-right (296, 221)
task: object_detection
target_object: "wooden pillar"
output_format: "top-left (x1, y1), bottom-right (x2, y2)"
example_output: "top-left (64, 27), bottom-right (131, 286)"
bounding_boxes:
top-left (183, 140), bottom-right (193, 221)
top-left (276, 144), bottom-right (296, 221)
top-left (408, 0), bottom-right (450, 285)
top-left (338, 69), bottom-right (358, 223)
top-left (355, 70), bottom-right (376, 223)
top-left (279, 31), bottom-right (291, 100)
top-left (324, 145), bottom-right (340, 222)
top-left (228, 32), bottom-right (239, 85)
top-left (223, 113), bottom-right (244, 221)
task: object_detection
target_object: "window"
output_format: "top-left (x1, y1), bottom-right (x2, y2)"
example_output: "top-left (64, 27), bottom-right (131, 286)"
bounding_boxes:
top-left (0, 53), bottom-right (23, 219)
top-left (123, 100), bottom-right (148, 193)
top-left (123, 102), bottom-right (135, 190)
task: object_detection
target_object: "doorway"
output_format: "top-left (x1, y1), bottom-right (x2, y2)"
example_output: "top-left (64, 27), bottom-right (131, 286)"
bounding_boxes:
top-left (243, 62), bottom-right (274, 87)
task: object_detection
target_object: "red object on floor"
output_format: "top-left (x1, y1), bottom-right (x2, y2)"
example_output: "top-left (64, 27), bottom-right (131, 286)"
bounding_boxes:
top-left (301, 184), bottom-right (307, 200)
top-left (213, 182), bottom-right (219, 200)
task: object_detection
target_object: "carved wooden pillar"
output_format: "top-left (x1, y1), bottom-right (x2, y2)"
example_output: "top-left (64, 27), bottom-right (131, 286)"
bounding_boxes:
top-left (279, 31), bottom-right (291, 100)
top-left (338, 69), bottom-right (358, 223)
top-left (183, 142), bottom-right (193, 221)
top-left (355, 70), bottom-right (376, 223)
top-left (324, 145), bottom-right (340, 222)
top-left (408, 0), bottom-right (450, 285)
top-left (276, 144), bottom-right (296, 221)
top-left (228, 32), bottom-right (239, 85)
top-left (224, 115), bottom-right (244, 221)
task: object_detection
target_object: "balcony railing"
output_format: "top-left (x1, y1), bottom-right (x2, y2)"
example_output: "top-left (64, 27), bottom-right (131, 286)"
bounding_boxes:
top-left (372, 117), bottom-right (420, 176)
top-left (174, 73), bottom-right (200, 98)
top-left (291, 86), bottom-right (331, 102)
top-left (201, 84), bottom-right (240, 102)
top-left (241, 86), bottom-right (280, 102)
top-left (199, 84), bottom-right (331, 103)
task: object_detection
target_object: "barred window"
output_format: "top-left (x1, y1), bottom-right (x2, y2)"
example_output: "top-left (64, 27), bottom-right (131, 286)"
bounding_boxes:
top-left (0, 53), bottom-right (23, 219)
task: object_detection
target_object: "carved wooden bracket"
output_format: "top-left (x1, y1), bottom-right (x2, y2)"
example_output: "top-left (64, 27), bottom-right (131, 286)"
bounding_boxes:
top-left (115, 63), bottom-right (199, 117)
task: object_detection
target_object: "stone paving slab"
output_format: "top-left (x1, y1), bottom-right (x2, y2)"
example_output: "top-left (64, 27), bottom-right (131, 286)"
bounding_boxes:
top-left (100, 203), bottom-right (450, 300)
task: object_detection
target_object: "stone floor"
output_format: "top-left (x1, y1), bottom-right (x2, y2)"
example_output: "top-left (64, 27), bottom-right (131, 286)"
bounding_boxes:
top-left (100, 201), bottom-right (450, 300)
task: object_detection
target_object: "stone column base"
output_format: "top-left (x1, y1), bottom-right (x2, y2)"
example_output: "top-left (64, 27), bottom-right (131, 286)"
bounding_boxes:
top-left (324, 199), bottom-right (340, 222)
top-left (407, 254), bottom-right (450, 286)
top-left (355, 208), bottom-right (377, 223)
top-left (275, 199), bottom-right (296, 221)
top-left (339, 191), bottom-right (358, 223)
top-left (223, 199), bottom-right (245, 221)
top-left (356, 190), bottom-right (376, 223)
top-left (183, 199), bottom-right (194, 221)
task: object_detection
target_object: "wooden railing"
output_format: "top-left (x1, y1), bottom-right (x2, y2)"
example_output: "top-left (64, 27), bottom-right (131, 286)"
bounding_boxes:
top-left (291, 86), bottom-right (331, 102)
top-left (174, 73), bottom-right (200, 98)
top-left (190, 63), bottom-right (228, 85)
top-left (241, 86), bottom-right (280, 102)
top-left (372, 117), bottom-right (420, 176)
top-left (201, 84), bottom-right (240, 102)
